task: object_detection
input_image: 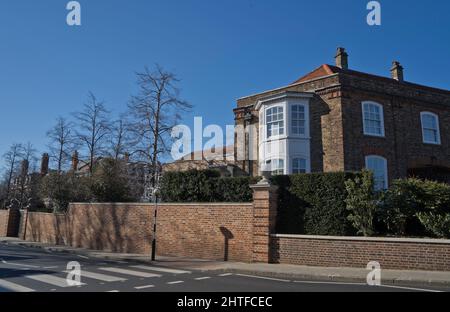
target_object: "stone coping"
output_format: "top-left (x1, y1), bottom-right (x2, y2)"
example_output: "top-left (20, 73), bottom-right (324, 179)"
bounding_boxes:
top-left (69, 202), bottom-right (253, 206)
top-left (271, 234), bottom-right (450, 245)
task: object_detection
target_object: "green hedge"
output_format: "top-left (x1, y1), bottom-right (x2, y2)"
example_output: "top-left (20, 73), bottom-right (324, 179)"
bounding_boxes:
top-left (272, 172), bottom-right (361, 236)
top-left (160, 170), bottom-right (259, 203)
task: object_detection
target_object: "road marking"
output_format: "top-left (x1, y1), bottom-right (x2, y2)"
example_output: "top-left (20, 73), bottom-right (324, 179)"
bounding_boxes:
top-left (294, 280), bottom-right (366, 286)
top-left (167, 281), bottom-right (184, 285)
top-left (63, 270), bottom-right (127, 282)
top-left (218, 273), bottom-right (233, 277)
top-left (26, 274), bottom-right (86, 288)
top-left (236, 274), bottom-right (290, 283)
top-left (0, 279), bottom-right (35, 292)
top-left (3, 261), bottom-right (40, 268)
top-left (195, 277), bottom-right (211, 280)
top-left (378, 284), bottom-right (443, 293)
top-left (99, 267), bottom-right (161, 278)
top-left (130, 265), bottom-right (191, 275)
top-left (107, 290), bottom-right (120, 292)
top-left (77, 255), bottom-right (89, 259)
top-left (43, 266), bottom-right (59, 269)
top-left (134, 284), bottom-right (155, 290)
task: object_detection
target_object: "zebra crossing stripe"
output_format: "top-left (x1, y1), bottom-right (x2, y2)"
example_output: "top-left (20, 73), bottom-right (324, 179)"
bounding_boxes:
top-left (26, 274), bottom-right (86, 287)
top-left (99, 267), bottom-right (161, 278)
top-left (63, 270), bottom-right (127, 282)
top-left (0, 279), bottom-right (35, 292)
top-left (130, 265), bottom-right (191, 274)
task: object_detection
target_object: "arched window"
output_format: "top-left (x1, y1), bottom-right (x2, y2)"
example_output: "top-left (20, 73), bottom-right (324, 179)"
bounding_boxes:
top-left (362, 101), bottom-right (385, 137)
top-left (421, 112), bottom-right (441, 145)
top-left (266, 106), bottom-right (284, 138)
top-left (292, 158), bottom-right (307, 174)
top-left (365, 155), bottom-right (388, 190)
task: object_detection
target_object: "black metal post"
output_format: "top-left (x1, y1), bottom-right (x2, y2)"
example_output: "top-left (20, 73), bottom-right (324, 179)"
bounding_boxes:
top-left (151, 194), bottom-right (157, 261)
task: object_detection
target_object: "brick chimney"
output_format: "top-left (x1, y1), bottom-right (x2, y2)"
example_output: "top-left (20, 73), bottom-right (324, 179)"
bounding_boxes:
top-left (40, 153), bottom-right (49, 176)
top-left (335, 47), bottom-right (348, 70)
top-left (391, 61), bottom-right (404, 82)
top-left (124, 152), bottom-right (130, 163)
top-left (71, 150), bottom-right (79, 172)
top-left (20, 159), bottom-right (29, 177)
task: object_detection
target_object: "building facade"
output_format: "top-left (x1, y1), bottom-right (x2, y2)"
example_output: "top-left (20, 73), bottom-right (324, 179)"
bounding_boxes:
top-left (234, 48), bottom-right (450, 188)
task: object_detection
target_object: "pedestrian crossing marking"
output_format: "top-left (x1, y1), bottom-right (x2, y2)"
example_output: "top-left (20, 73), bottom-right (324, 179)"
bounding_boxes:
top-left (26, 274), bottom-right (86, 287)
top-left (0, 279), bottom-right (35, 292)
top-left (134, 284), bottom-right (155, 289)
top-left (63, 270), bottom-right (127, 282)
top-left (130, 265), bottom-right (191, 275)
top-left (99, 267), bottom-right (161, 278)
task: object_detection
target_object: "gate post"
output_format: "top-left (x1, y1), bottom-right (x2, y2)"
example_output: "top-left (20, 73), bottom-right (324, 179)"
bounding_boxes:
top-left (250, 180), bottom-right (278, 263)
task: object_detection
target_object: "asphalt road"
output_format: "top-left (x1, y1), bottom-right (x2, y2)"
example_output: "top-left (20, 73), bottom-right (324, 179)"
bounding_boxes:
top-left (0, 242), bottom-right (448, 293)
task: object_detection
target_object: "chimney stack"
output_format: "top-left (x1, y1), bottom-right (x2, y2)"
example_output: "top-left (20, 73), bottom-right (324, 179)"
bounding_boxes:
top-left (124, 152), bottom-right (130, 163)
top-left (335, 47), bottom-right (349, 70)
top-left (391, 61), bottom-right (404, 82)
top-left (21, 159), bottom-right (29, 177)
top-left (40, 153), bottom-right (49, 176)
top-left (71, 150), bottom-right (79, 172)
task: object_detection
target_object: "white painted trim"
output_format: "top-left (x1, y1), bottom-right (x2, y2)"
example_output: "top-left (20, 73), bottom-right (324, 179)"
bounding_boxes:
top-left (365, 155), bottom-right (389, 190)
top-left (361, 101), bottom-right (385, 137)
top-left (420, 111), bottom-right (442, 145)
top-left (270, 234), bottom-right (450, 245)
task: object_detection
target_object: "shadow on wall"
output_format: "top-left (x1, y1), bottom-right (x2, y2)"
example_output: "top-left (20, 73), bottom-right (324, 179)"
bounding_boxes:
top-left (220, 226), bottom-right (234, 261)
top-left (66, 203), bottom-right (152, 254)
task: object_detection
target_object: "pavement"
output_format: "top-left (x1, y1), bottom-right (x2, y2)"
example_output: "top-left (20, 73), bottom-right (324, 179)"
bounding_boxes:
top-left (1, 237), bottom-right (450, 292)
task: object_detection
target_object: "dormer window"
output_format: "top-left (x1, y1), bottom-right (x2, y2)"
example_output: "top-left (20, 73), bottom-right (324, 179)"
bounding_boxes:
top-left (266, 106), bottom-right (284, 139)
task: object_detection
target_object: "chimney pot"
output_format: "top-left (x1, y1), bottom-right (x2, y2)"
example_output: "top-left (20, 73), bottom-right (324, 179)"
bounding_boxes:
top-left (391, 61), bottom-right (404, 82)
top-left (40, 153), bottom-right (49, 176)
top-left (335, 47), bottom-right (349, 70)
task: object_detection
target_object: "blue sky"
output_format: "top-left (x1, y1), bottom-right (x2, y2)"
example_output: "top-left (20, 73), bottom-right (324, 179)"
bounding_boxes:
top-left (0, 0), bottom-right (449, 169)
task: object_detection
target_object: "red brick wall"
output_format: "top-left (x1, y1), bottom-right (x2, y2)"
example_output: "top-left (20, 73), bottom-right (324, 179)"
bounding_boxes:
top-left (271, 234), bottom-right (450, 271)
top-left (0, 210), bottom-right (10, 237)
top-left (21, 202), bottom-right (256, 262)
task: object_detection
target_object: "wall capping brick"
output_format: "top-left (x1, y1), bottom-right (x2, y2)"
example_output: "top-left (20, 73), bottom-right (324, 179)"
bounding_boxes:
top-left (69, 202), bottom-right (253, 207)
top-left (271, 234), bottom-right (450, 245)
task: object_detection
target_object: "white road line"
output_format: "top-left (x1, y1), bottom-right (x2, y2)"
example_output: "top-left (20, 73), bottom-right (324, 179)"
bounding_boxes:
top-left (378, 284), bottom-right (443, 293)
top-left (218, 273), bottom-right (233, 277)
top-left (99, 267), bottom-right (161, 278)
top-left (43, 266), bottom-right (59, 269)
top-left (4, 262), bottom-right (40, 268)
top-left (26, 274), bottom-right (86, 288)
top-left (63, 270), bottom-right (127, 282)
top-left (294, 280), bottom-right (366, 286)
top-left (107, 290), bottom-right (120, 292)
top-left (77, 255), bottom-right (89, 259)
top-left (236, 274), bottom-right (290, 283)
top-left (134, 285), bottom-right (155, 290)
top-left (0, 279), bottom-right (35, 292)
top-left (195, 277), bottom-right (211, 280)
top-left (130, 265), bottom-right (191, 275)
top-left (167, 281), bottom-right (184, 285)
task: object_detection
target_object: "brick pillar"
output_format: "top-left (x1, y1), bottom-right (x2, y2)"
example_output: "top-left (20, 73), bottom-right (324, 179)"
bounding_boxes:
top-left (250, 181), bottom-right (278, 263)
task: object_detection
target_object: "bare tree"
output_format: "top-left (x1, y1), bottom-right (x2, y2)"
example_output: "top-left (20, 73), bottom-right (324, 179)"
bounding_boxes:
top-left (128, 65), bottom-right (192, 186)
top-left (73, 92), bottom-right (111, 175)
top-left (1, 143), bottom-right (24, 204)
top-left (47, 117), bottom-right (76, 173)
top-left (109, 117), bottom-right (134, 161)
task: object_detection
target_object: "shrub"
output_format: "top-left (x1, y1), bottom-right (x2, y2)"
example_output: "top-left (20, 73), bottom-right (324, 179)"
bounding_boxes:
top-left (159, 170), bottom-right (258, 203)
top-left (344, 170), bottom-right (376, 236)
top-left (272, 172), bottom-right (361, 236)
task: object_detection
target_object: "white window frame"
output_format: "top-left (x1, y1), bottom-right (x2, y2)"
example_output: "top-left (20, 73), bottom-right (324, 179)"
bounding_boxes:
top-left (265, 105), bottom-right (285, 139)
top-left (291, 104), bottom-right (307, 137)
top-left (365, 155), bottom-right (388, 190)
top-left (292, 157), bottom-right (307, 174)
top-left (420, 112), bottom-right (441, 145)
top-left (362, 101), bottom-right (385, 137)
top-left (266, 158), bottom-right (285, 176)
